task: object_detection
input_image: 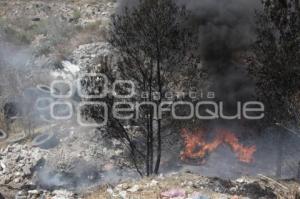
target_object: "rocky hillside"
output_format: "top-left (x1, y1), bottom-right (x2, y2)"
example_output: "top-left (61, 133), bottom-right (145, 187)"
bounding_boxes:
top-left (1, 1), bottom-right (300, 199)
top-left (0, 0), bottom-right (115, 61)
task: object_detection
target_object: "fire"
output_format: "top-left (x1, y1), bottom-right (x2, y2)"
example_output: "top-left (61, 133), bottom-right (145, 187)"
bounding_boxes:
top-left (180, 128), bottom-right (256, 163)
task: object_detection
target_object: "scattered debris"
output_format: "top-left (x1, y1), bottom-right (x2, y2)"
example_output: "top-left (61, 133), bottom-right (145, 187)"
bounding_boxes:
top-left (161, 188), bottom-right (186, 198)
top-left (92, 172), bottom-right (300, 199)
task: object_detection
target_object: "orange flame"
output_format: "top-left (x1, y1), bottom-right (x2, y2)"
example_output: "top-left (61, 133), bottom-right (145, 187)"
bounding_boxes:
top-left (180, 128), bottom-right (256, 163)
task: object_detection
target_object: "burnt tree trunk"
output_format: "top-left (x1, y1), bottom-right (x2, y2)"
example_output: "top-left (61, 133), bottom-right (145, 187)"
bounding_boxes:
top-left (297, 161), bottom-right (300, 181)
top-left (154, 49), bottom-right (162, 174)
top-left (144, 79), bottom-right (150, 176)
top-left (148, 63), bottom-right (154, 175)
top-left (276, 130), bottom-right (285, 178)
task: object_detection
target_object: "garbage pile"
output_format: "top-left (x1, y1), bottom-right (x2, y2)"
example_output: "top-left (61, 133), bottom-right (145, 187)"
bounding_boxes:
top-left (0, 144), bottom-right (46, 188)
top-left (93, 172), bottom-right (300, 199)
top-left (0, 144), bottom-right (73, 199)
top-left (14, 189), bottom-right (79, 199)
top-left (35, 127), bottom-right (133, 190)
top-left (0, 126), bottom-right (133, 198)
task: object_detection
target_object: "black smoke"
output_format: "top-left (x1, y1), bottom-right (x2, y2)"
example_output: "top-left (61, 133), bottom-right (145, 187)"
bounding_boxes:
top-left (174, 0), bottom-right (261, 115)
top-left (177, 0), bottom-right (261, 61)
top-left (116, 0), bottom-right (262, 113)
top-left (117, 0), bottom-right (261, 61)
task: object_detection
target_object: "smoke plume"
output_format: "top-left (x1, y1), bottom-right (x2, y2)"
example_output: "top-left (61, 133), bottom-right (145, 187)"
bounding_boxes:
top-left (178, 0), bottom-right (261, 61)
top-left (116, 0), bottom-right (262, 109)
top-left (117, 0), bottom-right (261, 61)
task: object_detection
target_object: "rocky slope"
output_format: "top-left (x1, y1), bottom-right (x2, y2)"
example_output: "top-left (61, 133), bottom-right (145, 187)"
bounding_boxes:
top-left (86, 172), bottom-right (300, 199)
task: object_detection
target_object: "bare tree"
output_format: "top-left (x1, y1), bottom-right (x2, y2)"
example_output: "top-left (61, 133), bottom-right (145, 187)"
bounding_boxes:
top-left (249, 0), bottom-right (300, 177)
top-left (108, 0), bottom-right (197, 175)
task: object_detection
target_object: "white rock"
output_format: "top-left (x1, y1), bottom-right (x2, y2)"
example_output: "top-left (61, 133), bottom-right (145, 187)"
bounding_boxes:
top-left (127, 185), bottom-right (140, 193)
top-left (28, 190), bottom-right (40, 195)
top-left (107, 188), bottom-right (114, 195)
top-left (62, 61), bottom-right (80, 76)
top-left (14, 178), bottom-right (21, 183)
top-left (119, 191), bottom-right (127, 199)
top-left (149, 179), bottom-right (158, 187)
